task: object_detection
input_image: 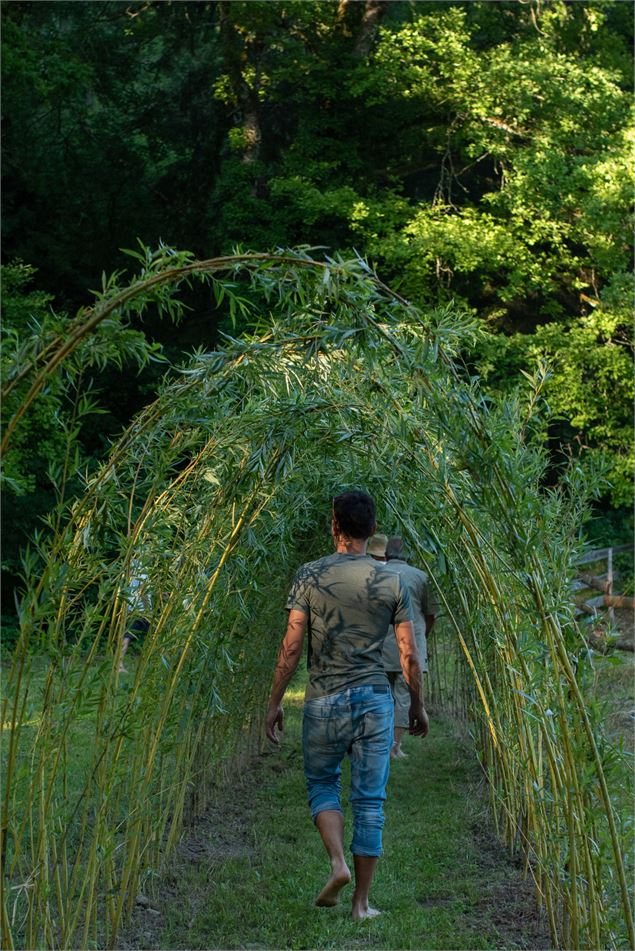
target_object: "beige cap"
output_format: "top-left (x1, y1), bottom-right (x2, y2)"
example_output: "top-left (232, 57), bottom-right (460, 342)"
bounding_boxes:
top-left (367, 533), bottom-right (388, 557)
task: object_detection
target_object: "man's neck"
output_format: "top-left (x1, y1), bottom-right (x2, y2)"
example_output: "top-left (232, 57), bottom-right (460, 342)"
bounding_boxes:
top-left (335, 539), bottom-right (368, 556)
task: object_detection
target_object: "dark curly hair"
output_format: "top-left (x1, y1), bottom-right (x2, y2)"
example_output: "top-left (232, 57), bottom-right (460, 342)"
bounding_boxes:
top-left (332, 491), bottom-right (376, 540)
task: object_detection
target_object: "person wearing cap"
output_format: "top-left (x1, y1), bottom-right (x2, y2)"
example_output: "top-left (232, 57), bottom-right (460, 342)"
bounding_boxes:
top-left (265, 492), bottom-right (428, 920)
top-left (118, 558), bottom-right (152, 673)
top-left (367, 533), bottom-right (387, 562)
top-left (381, 536), bottom-right (437, 758)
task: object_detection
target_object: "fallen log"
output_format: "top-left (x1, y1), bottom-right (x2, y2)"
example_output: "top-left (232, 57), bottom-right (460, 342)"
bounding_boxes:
top-left (604, 594), bottom-right (635, 610)
top-left (578, 571), bottom-right (611, 594)
top-left (582, 594), bottom-right (635, 611)
top-left (614, 639), bottom-right (635, 652)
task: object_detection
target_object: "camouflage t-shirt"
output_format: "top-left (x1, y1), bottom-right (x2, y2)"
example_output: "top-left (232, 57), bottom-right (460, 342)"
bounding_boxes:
top-left (286, 552), bottom-right (413, 700)
top-left (381, 559), bottom-right (438, 673)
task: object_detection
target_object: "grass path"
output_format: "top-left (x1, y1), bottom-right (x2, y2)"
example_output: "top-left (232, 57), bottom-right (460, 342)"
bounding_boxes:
top-left (120, 682), bottom-right (551, 951)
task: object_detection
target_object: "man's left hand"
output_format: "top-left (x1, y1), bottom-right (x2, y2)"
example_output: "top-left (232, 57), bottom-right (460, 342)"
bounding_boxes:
top-left (266, 702), bottom-right (284, 743)
top-left (409, 702), bottom-right (429, 738)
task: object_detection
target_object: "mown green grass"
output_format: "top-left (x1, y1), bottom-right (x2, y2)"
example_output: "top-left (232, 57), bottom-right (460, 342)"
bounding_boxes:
top-left (592, 649), bottom-right (635, 752)
top-left (134, 674), bottom-right (551, 951)
top-left (2, 654), bottom-right (132, 817)
top-left (5, 648), bottom-right (632, 949)
top-left (2, 653), bottom-right (142, 942)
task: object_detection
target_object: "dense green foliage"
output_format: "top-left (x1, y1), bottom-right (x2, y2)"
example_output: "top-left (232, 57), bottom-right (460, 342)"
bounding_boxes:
top-left (2, 2), bottom-right (632, 586)
top-left (0, 258), bottom-right (167, 608)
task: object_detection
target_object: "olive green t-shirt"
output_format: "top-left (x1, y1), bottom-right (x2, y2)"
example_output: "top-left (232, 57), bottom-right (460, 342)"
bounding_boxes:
top-left (286, 552), bottom-right (413, 700)
top-left (381, 559), bottom-right (438, 673)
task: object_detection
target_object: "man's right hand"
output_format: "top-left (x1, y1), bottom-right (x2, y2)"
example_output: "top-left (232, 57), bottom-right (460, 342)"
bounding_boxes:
top-left (265, 702), bottom-right (284, 744)
top-left (409, 702), bottom-right (429, 738)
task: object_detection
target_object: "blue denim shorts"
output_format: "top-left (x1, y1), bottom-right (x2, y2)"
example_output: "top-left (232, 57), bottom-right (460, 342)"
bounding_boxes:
top-left (302, 683), bottom-right (394, 857)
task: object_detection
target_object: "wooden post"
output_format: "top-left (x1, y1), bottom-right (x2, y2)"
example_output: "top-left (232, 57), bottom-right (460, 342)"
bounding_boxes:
top-left (607, 547), bottom-right (615, 625)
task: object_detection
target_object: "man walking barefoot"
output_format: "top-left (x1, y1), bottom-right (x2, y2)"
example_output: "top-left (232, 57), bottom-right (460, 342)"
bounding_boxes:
top-left (265, 492), bottom-right (429, 920)
top-left (382, 536), bottom-right (437, 758)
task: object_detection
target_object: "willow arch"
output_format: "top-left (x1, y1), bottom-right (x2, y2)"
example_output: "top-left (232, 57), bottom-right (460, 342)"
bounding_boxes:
top-left (2, 253), bottom-right (632, 950)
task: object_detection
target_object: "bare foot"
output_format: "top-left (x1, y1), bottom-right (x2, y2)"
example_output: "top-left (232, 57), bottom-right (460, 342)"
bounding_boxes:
top-left (315, 863), bottom-right (351, 907)
top-left (390, 747), bottom-right (407, 759)
top-left (352, 903), bottom-right (381, 920)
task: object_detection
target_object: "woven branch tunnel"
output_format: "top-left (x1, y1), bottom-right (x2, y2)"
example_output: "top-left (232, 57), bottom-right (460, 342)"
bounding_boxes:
top-left (2, 256), bottom-right (632, 950)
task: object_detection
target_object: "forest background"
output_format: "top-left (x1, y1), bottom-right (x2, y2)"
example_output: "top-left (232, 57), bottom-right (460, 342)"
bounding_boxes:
top-left (2, 0), bottom-right (633, 630)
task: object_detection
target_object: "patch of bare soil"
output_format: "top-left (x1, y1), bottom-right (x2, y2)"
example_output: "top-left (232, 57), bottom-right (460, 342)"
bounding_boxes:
top-left (117, 775), bottom-right (258, 951)
top-left (465, 820), bottom-right (553, 951)
top-left (612, 607), bottom-right (635, 640)
top-left (588, 607), bottom-right (635, 648)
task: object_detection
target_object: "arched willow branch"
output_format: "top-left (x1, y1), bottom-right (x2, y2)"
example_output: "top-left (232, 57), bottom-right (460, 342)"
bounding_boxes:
top-left (1, 248), bottom-right (427, 456)
top-left (2, 252), bottom-right (632, 950)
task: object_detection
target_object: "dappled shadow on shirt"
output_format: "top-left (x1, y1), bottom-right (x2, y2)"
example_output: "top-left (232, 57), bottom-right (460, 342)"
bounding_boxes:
top-left (286, 553), bottom-right (412, 696)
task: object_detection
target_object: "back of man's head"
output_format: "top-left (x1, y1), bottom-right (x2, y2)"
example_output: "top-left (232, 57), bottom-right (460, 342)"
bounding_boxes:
top-left (332, 491), bottom-right (376, 540)
top-left (386, 536), bottom-right (405, 560)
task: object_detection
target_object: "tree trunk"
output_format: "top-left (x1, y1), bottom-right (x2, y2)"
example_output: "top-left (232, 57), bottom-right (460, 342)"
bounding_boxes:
top-left (353, 0), bottom-right (389, 58)
top-left (218, 2), bottom-right (263, 165)
top-left (240, 96), bottom-right (262, 166)
top-left (337, 0), bottom-right (389, 57)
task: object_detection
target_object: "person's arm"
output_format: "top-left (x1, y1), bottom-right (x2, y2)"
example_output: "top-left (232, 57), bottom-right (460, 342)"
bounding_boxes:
top-left (394, 619), bottom-right (429, 737)
top-left (265, 609), bottom-right (307, 743)
top-left (423, 577), bottom-right (438, 636)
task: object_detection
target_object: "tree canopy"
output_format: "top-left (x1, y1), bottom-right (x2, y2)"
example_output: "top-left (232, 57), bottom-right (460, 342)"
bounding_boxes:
top-left (1, 0), bottom-right (632, 601)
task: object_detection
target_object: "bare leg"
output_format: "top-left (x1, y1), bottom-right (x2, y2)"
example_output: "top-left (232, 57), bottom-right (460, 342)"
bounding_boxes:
top-left (391, 726), bottom-right (407, 758)
top-left (118, 637), bottom-right (131, 673)
top-left (314, 810), bottom-right (351, 906)
top-left (351, 854), bottom-right (381, 919)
